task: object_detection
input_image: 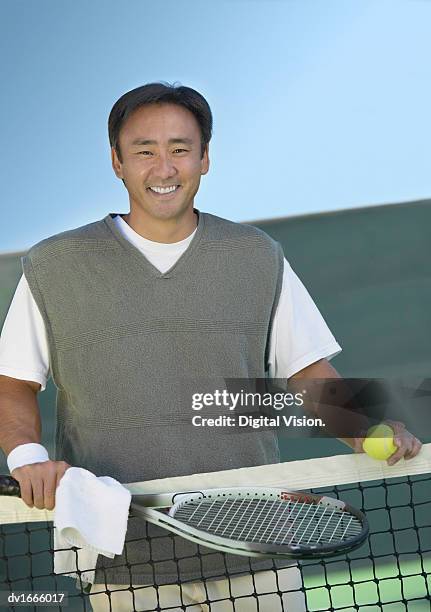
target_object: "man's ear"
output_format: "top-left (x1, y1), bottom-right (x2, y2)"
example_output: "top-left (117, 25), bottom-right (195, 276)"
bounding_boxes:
top-left (111, 147), bottom-right (123, 179)
top-left (201, 145), bottom-right (210, 175)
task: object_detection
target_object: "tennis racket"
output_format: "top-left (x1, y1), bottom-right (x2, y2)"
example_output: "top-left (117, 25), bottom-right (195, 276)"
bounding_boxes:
top-left (0, 476), bottom-right (368, 559)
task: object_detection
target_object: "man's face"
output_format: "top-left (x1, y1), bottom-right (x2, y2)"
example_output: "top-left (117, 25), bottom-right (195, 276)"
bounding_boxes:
top-left (112, 103), bottom-right (209, 222)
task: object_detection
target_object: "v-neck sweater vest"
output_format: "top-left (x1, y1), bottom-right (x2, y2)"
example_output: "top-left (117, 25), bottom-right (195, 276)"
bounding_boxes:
top-left (22, 210), bottom-right (285, 584)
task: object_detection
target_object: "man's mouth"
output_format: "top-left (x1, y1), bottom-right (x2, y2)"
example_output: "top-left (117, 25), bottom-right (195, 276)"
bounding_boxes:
top-left (148, 185), bottom-right (180, 195)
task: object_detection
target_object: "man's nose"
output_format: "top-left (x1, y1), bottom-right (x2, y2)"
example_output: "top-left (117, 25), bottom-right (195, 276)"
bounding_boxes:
top-left (153, 155), bottom-right (177, 180)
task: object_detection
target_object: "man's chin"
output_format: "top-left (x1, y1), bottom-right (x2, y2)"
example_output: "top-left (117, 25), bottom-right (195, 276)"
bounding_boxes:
top-left (147, 200), bottom-right (194, 220)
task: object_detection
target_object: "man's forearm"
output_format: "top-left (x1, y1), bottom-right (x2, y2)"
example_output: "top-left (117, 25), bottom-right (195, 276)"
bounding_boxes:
top-left (288, 359), bottom-right (422, 462)
top-left (289, 359), bottom-right (368, 448)
top-left (0, 375), bottom-right (41, 456)
top-left (0, 375), bottom-right (70, 509)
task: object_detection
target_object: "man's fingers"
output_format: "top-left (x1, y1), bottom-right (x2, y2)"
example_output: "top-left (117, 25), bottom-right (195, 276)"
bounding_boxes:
top-left (399, 436), bottom-right (414, 459)
top-left (16, 476), bottom-right (34, 508)
top-left (55, 462), bottom-right (70, 488)
top-left (405, 437), bottom-right (422, 460)
top-left (43, 461), bottom-right (70, 509)
top-left (11, 460), bottom-right (71, 510)
top-left (387, 443), bottom-right (405, 466)
top-left (32, 478), bottom-right (45, 510)
top-left (387, 433), bottom-right (421, 465)
top-left (43, 472), bottom-right (58, 511)
top-left (385, 420), bottom-right (406, 435)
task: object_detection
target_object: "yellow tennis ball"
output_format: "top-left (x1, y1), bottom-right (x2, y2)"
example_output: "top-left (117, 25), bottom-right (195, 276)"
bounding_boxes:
top-left (363, 424), bottom-right (397, 460)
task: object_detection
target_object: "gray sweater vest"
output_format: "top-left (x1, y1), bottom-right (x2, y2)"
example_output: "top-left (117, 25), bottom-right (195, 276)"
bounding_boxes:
top-left (22, 211), bottom-right (286, 584)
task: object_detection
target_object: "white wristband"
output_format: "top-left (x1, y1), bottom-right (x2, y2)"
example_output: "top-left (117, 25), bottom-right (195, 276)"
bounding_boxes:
top-left (7, 443), bottom-right (50, 473)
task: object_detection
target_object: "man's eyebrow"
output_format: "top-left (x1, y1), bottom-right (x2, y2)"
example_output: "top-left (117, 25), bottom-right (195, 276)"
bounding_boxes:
top-left (131, 137), bottom-right (194, 146)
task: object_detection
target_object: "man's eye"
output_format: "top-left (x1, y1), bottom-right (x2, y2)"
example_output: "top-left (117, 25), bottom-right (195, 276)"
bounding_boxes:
top-left (173, 148), bottom-right (188, 154)
top-left (138, 151), bottom-right (153, 156)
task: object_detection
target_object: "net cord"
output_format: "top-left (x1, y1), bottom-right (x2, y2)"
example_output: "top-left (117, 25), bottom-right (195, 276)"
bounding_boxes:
top-left (1, 443), bottom-right (430, 526)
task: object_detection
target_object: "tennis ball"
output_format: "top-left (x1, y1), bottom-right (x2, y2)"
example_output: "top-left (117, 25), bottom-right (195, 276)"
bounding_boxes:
top-left (363, 424), bottom-right (397, 460)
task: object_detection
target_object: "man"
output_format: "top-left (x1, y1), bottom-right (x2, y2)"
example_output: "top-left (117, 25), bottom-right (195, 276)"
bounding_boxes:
top-left (0, 83), bottom-right (421, 611)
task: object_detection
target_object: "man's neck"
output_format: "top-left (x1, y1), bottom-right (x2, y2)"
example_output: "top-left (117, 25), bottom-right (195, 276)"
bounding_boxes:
top-left (121, 209), bottom-right (198, 244)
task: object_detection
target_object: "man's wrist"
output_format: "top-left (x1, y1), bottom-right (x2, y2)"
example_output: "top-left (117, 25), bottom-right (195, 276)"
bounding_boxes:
top-left (7, 443), bottom-right (50, 473)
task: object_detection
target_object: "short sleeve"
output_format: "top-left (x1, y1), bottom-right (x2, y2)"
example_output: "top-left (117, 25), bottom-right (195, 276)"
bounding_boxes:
top-left (268, 259), bottom-right (342, 379)
top-left (0, 275), bottom-right (50, 390)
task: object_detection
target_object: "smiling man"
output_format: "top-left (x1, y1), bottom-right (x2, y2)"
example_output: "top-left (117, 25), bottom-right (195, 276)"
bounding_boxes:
top-left (0, 82), bottom-right (421, 611)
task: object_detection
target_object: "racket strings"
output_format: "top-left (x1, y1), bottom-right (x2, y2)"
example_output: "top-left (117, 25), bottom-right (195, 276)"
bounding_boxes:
top-left (173, 497), bottom-right (362, 547)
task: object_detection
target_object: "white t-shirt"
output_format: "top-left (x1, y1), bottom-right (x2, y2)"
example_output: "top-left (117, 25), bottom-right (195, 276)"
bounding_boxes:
top-left (0, 215), bottom-right (341, 391)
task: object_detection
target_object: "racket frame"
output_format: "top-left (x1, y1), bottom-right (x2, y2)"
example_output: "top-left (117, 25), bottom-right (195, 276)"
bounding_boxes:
top-left (131, 486), bottom-right (369, 559)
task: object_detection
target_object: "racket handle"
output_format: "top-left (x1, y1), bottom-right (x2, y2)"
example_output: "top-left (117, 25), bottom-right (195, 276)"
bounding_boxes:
top-left (0, 475), bottom-right (21, 497)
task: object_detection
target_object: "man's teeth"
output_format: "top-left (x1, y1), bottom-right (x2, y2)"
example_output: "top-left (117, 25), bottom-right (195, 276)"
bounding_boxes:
top-left (149, 185), bottom-right (178, 194)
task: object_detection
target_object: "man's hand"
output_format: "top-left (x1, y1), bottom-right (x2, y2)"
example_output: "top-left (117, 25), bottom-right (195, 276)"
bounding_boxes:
top-left (12, 460), bottom-right (70, 510)
top-left (289, 361), bottom-right (423, 466)
top-left (385, 420), bottom-right (423, 464)
top-left (350, 420), bottom-right (422, 466)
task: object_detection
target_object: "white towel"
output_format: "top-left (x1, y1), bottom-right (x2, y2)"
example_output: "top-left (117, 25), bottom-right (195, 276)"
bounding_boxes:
top-left (54, 467), bottom-right (131, 585)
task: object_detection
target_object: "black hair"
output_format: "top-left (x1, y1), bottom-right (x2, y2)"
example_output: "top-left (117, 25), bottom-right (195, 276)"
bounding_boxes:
top-left (108, 82), bottom-right (213, 161)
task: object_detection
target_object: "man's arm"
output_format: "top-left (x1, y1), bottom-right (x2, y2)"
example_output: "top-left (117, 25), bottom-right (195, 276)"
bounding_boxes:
top-left (0, 374), bottom-right (69, 509)
top-left (289, 359), bottom-right (422, 465)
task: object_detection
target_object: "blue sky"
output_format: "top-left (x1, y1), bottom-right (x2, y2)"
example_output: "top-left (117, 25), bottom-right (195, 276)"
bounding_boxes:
top-left (1, 0), bottom-right (431, 252)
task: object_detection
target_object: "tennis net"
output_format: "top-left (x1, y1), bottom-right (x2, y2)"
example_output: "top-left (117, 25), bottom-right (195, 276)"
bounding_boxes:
top-left (1, 445), bottom-right (430, 611)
